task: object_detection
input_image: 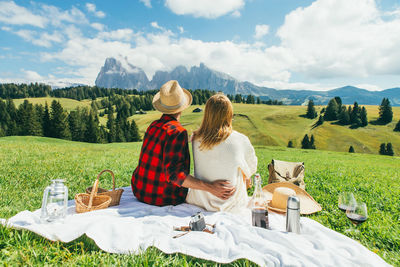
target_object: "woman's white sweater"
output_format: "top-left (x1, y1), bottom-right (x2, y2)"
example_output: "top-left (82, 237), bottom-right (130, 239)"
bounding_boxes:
top-left (186, 130), bottom-right (258, 213)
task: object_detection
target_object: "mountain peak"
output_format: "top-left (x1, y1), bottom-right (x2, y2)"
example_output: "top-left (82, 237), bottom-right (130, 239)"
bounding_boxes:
top-left (94, 58), bottom-right (399, 106)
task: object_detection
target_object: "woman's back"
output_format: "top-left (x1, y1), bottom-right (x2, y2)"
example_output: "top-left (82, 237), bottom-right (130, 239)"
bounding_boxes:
top-left (186, 130), bottom-right (257, 212)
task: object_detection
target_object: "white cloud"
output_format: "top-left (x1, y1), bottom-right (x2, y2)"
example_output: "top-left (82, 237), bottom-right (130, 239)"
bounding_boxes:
top-left (151, 21), bottom-right (164, 30)
top-left (85, 3), bottom-right (106, 18)
top-left (254, 24), bottom-right (269, 39)
top-left (276, 0), bottom-right (400, 79)
top-left (91, 23), bottom-right (105, 31)
top-left (0, 1), bottom-right (47, 28)
top-left (178, 26), bottom-right (184, 34)
top-left (41, 4), bottom-right (89, 26)
top-left (9, 0), bottom-right (400, 91)
top-left (97, 29), bottom-right (135, 41)
top-left (140, 0), bottom-right (152, 8)
top-left (165, 0), bottom-right (245, 19)
top-left (22, 69), bottom-right (43, 81)
top-left (8, 29), bottom-right (63, 48)
top-left (231, 10), bottom-right (241, 18)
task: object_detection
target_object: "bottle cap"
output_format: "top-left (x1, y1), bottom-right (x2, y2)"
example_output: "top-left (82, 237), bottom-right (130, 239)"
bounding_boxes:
top-left (287, 195), bottom-right (300, 209)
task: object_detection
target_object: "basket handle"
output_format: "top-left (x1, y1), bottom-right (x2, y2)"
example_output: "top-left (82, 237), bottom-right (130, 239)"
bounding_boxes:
top-left (97, 169), bottom-right (116, 191)
top-left (88, 178), bottom-right (99, 209)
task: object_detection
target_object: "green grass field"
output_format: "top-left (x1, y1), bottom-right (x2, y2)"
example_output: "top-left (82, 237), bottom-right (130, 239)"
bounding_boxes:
top-left (13, 97), bottom-right (92, 111)
top-left (0, 136), bottom-right (399, 266)
top-left (130, 104), bottom-right (400, 155)
top-left (11, 96), bottom-right (400, 155)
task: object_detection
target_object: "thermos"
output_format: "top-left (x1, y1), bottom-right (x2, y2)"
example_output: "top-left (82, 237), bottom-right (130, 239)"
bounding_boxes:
top-left (286, 196), bottom-right (300, 234)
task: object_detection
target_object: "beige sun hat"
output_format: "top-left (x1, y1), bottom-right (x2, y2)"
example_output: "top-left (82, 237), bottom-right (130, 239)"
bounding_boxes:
top-left (152, 80), bottom-right (192, 114)
top-left (263, 182), bottom-right (322, 215)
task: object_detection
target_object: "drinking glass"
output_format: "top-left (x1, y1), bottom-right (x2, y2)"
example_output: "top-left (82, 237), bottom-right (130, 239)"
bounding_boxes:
top-left (338, 192), bottom-right (356, 212)
top-left (346, 201), bottom-right (368, 232)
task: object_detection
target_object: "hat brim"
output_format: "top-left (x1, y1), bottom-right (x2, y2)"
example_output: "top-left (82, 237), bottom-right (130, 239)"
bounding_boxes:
top-left (152, 88), bottom-right (192, 114)
top-left (267, 204), bottom-right (287, 214)
top-left (262, 182), bottom-right (322, 215)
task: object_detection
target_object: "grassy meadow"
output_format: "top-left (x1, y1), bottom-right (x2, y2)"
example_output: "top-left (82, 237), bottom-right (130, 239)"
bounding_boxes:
top-left (128, 103), bottom-right (400, 155)
top-left (13, 97), bottom-right (92, 111)
top-left (0, 136), bottom-right (399, 266)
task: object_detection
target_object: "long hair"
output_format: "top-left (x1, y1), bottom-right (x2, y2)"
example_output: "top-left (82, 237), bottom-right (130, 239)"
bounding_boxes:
top-left (192, 93), bottom-right (233, 150)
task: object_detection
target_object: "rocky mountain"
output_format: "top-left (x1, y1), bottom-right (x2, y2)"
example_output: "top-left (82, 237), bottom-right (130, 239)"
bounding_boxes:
top-left (95, 57), bottom-right (400, 106)
top-left (95, 58), bottom-right (150, 90)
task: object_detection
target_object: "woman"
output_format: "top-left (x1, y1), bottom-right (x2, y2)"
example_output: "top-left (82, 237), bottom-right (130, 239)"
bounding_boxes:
top-left (186, 94), bottom-right (257, 212)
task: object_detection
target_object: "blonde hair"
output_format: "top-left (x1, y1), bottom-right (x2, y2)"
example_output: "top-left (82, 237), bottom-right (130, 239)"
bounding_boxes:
top-left (192, 93), bottom-right (233, 150)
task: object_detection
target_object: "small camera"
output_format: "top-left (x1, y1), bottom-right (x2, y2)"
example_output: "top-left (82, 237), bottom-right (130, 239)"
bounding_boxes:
top-left (189, 212), bottom-right (206, 231)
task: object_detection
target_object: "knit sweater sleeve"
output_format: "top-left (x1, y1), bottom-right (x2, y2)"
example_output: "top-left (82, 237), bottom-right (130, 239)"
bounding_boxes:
top-left (242, 135), bottom-right (257, 177)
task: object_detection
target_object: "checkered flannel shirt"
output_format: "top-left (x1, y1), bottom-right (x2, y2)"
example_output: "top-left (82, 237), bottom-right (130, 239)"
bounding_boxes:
top-left (131, 114), bottom-right (189, 206)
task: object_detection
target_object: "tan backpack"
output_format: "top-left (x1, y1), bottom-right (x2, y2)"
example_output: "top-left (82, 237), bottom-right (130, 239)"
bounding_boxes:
top-left (268, 159), bottom-right (305, 189)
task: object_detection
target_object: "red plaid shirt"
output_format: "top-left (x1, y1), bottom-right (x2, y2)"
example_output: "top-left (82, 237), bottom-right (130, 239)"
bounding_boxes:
top-left (131, 114), bottom-right (189, 206)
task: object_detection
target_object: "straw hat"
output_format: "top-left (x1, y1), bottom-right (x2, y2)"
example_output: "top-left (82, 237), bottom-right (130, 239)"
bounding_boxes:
top-left (263, 182), bottom-right (322, 215)
top-left (152, 80), bottom-right (192, 114)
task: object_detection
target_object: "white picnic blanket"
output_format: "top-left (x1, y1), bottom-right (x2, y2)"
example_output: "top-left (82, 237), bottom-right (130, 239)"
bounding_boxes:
top-left (0, 187), bottom-right (389, 267)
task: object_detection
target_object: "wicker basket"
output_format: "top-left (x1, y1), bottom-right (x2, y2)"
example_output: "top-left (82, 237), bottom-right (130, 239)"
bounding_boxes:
top-left (86, 169), bottom-right (124, 207)
top-left (75, 179), bottom-right (111, 213)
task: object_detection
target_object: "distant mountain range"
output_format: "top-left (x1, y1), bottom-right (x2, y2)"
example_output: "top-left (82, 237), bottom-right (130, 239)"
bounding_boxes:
top-left (95, 57), bottom-right (400, 106)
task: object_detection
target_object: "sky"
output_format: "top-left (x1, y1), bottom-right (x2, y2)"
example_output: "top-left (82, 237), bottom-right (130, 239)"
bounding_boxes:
top-left (0, 0), bottom-right (400, 91)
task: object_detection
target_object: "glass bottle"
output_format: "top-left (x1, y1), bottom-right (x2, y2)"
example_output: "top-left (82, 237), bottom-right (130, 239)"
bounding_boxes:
top-left (250, 174), bottom-right (269, 228)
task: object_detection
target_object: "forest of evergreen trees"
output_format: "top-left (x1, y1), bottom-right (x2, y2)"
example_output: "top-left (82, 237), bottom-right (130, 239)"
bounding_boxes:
top-left (305, 97), bottom-right (369, 129)
top-left (0, 83), bottom-right (283, 106)
top-left (0, 99), bottom-right (140, 143)
top-left (0, 83), bottom-right (284, 143)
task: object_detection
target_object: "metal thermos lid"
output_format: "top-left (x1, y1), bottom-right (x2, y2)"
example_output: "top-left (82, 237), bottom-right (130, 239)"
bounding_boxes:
top-left (287, 196), bottom-right (300, 210)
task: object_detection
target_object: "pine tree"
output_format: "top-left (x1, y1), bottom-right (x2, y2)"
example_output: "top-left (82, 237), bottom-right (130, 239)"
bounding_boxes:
top-left (16, 100), bottom-right (41, 136)
top-left (338, 106), bottom-right (350, 125)
top-left (68, 110), bottom-right (85, 141)
top-left (386, 143), bottom-right (394, 156)
top-left (234, 94), bottom-right (242, 103)
top-left (107, 110), bottom-right (116, 143)
top-left (334, 97), bottom-right (342, 110)
top-left (50, 100), bottom-right (70, 139)
top-left (394, 120), bottom-right (400, 132)
top-left (287, 140), bottom-right (294, 148)
top-left (43, 102), bottom-right (51, 137)
top-left (350, 102), bottom-right (360, 125)
top-left (129, 119), bottom-right (141, 141)
top-left (306, 100), bottom-right (318, 119)
top-left (378, 98), bottom-right (393, 124)
top-left (379, 143), bottom-right (386, 155)
top-left (324, 98), bottom-right (339, 121)
top-left (349, 146), bottom-right (355, 153)
top-left (310, 135), bottom-right (316, 149)
top-left (360, 107), bottom-right (368, 127)
top-left (301, 134), bottom-right (310, 149)
top-left (84, 113), bottom-right (100, 143)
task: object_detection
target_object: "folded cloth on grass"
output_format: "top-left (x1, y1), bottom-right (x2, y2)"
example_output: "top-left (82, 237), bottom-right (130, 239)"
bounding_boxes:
top-left (1, 187), bottom-right (389, 267)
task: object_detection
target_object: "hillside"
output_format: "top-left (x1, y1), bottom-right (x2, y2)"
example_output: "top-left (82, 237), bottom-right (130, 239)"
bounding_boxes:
top-left (0, 136), bottom-right (398, 265)
top-left (13, 97), bottom-right (92, 111)
top-left (6, 95), bottom-right (400, 155)
top-left (129, 103), bottom-right (400, 155)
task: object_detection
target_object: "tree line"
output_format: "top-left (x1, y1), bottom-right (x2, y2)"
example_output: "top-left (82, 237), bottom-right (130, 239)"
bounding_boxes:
top-left (0, 83), bottom-right (284, 106)
top-left (0, 99), bottom-right (140, 143)
top-left (306, 97), bottom-right (368, 128)
top-left (306, 97), bottom-right (399, 131)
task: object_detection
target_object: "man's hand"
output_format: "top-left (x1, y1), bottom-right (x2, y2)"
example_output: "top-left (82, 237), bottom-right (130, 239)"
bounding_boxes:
top-left (207, 180), bottom-right (236, 200)
top-left (181, 175), bottom-right (236, 200)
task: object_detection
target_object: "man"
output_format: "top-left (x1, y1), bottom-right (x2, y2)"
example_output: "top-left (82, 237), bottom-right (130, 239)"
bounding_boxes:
top-left (131, 80), bottom-right (236, 206)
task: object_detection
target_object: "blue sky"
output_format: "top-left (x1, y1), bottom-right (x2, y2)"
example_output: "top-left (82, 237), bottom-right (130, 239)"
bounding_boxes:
top-left (0, 0), bottom-right (400, 91)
